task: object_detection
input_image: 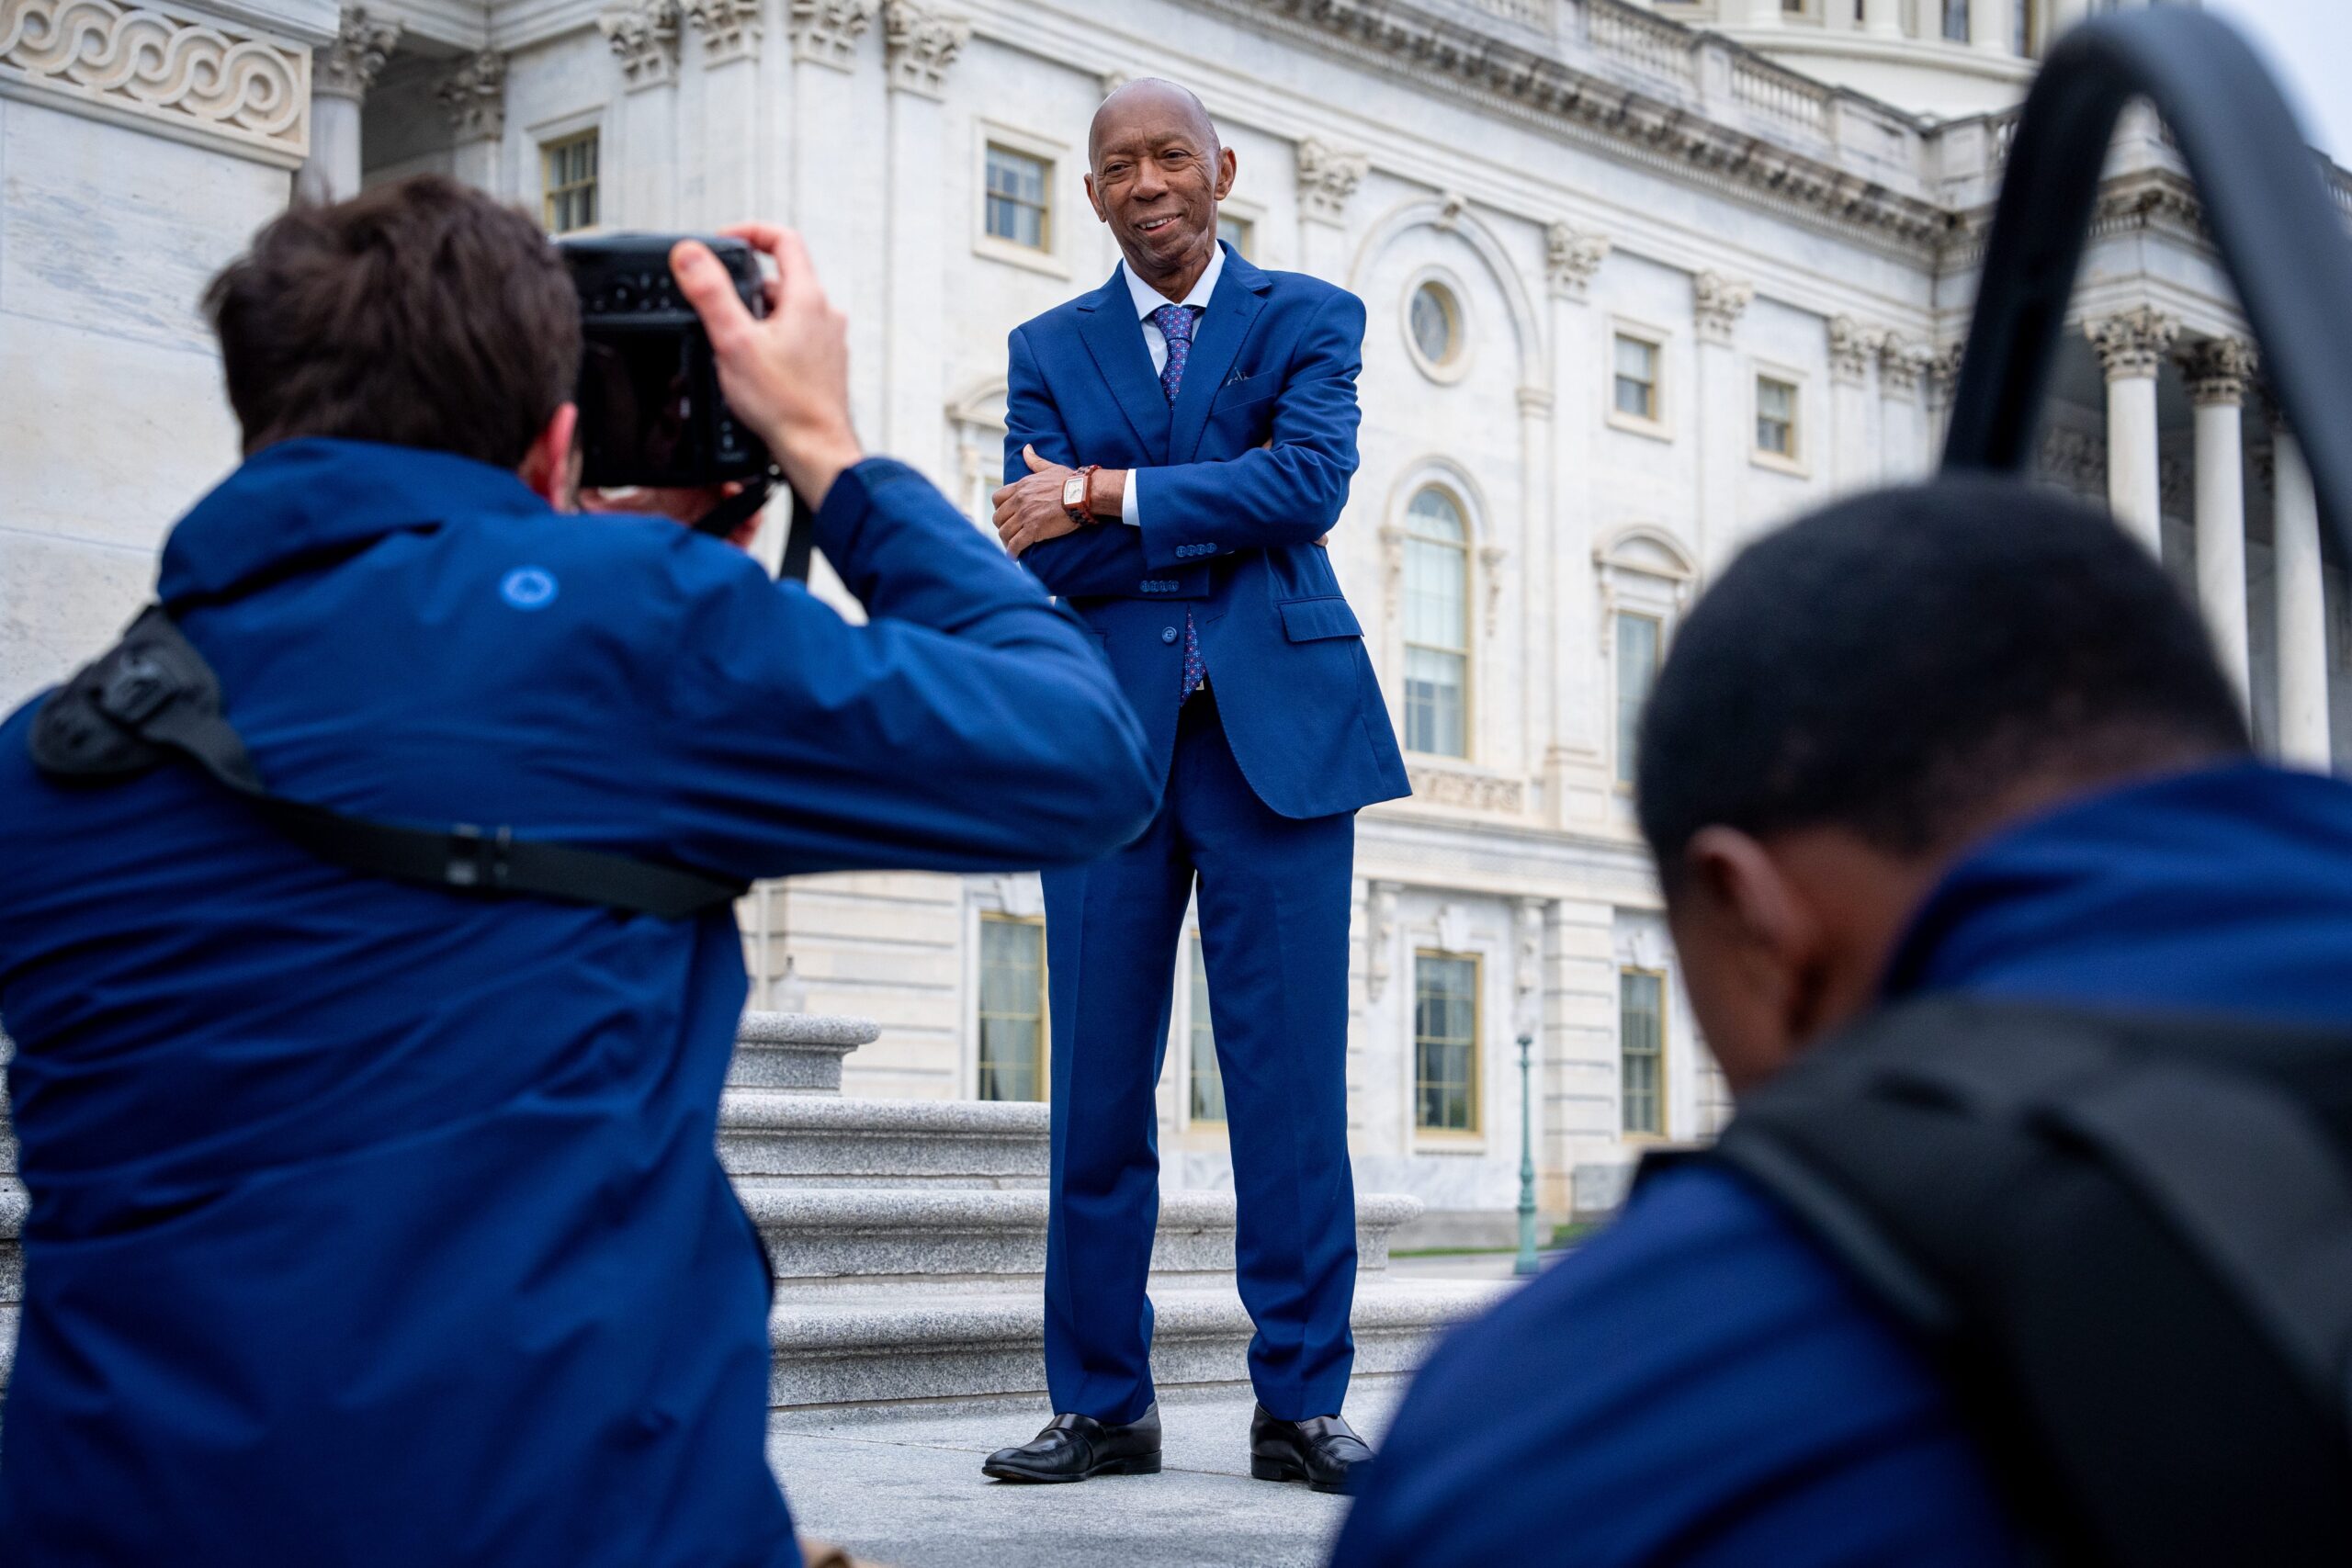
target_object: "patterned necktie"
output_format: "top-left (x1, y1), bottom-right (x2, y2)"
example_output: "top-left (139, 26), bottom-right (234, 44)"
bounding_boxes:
top-left (1152, 303), bottom-right (1210, 701)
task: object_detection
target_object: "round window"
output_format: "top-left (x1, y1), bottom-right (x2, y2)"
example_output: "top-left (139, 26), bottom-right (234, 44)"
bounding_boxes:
top-left (1408, 281), bottom-right (1462, 371)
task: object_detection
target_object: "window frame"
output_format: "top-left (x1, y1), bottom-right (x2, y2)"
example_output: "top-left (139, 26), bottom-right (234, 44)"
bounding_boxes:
top-left (1613, 609), bottom-right (1663, 794)
top-left (976, 911), bottom-right (1049, 1103)
top-left (1750, 365), bottom-right (1809, 476)
top-left (535, 118), bottom-right (605, 236)
top-left (1607, 321), bottom-right (1671, 441)
top-left (1619, 964), bottom-right (1669, 1141)
top-left (1412, 948), bottom-right (1484, 1140)
top-left (1216, 205), bottom-right (1260, 264)
top-left (1398, 483), bottom-right (1475, 761)
top-left (1401, 265), bottom-right (1474, 386)
top-left (974, 121), bottom-right (1070, 278)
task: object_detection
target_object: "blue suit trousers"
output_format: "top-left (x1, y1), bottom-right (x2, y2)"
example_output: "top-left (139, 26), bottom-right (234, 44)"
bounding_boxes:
top-left (1040, 691), bottom-right (1358, 1426)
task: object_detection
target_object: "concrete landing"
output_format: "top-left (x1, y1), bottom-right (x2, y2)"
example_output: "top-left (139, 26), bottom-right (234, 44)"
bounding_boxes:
top-left (770, 1385), bottom-right (1403, 1568)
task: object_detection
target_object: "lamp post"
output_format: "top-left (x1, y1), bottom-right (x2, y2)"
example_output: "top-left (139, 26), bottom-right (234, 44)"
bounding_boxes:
top-left (1513, 1032), bottom-right (1540, 1277)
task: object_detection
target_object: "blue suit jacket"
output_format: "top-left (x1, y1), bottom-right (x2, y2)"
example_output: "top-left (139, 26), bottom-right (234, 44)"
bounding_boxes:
top-left (0, 440), bottom-right (1155, 1565)
top-left (1006, 243), bottom-right (1409, 820)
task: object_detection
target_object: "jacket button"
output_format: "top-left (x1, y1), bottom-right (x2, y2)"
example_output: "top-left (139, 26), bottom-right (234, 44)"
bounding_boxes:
top-left (1161, 626), bottom-right (1179, 644)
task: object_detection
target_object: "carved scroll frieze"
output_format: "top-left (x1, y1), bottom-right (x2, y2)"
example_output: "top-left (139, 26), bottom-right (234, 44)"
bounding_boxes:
top-left (0, 0), bottom-right (311, 161)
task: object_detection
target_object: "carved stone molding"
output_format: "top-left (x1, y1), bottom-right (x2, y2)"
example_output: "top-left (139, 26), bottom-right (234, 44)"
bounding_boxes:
top-left (882, 0), bottom-right (967, 97)
top-left (600, 0), bottom-right (681, 88)
top-left (684, 0), bottom-right (761, 65)
top-left (1924, 341), bottom-right (1965, 407)
top-left (1408, 767), bottom-right (1527, 816)
top-left (0, 0), bottom-right (311, 161)
top-left (437, 50), bottom-right (504, 140)
top-left (2086, 306), bottom-right (2180, 382)
top-left (2179, 336), bottom-right (2258, 409)
top-left (2039, 425), bottom-right (2108, 498)
top-left (315, 4), bottom-right (397, 100)
top-left (1479, 544), bottom-right (1507, 638)
top-left (1877, 331), bottom-right (1925, 400)
top-left (1365, 881), bottom-right (1401, 1001)
top-left (1296, 137), bottom-right (1368, 226)
top-left (1516, 386), bottom-right (1553, 420)
top-left (1097, 66), bottom-right (1130, 96)
top-left (1827, 316), bottom-right (1880, 386)
top-left (1691, 272), bottom-right (1752, 345)
top-left (1545, 220), bottom-right (1609, 301)
top-left (789, 0), bottom-right (876, 69)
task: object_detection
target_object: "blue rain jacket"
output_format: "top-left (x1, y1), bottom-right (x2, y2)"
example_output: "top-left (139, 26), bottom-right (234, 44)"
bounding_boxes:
top-left (1334, 761), bottom-right (2352, 1567)
top-left (0, 439), bottom-right (1155, 1565)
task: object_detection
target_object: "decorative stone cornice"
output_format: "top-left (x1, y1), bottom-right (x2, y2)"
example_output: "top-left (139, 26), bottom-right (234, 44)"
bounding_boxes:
top-left (1691, 272), bottom-right (1752, 345)
top-left (2086, 306), bottom-right (2179, 382)
top-left (600, 0), bottom-right (681, 87)
top-left (1827, 316), bottom-right (1880, 386)
top-left (2179, 337), bottom-right (2258, 408)
top-left (789, 0), bottom-right (876, 69)
top-left (684, 0), bottom-right (762, 65)
top-left (316, 5), bottom-right (399, 100)
top-left (1296, 137), bottom-right (1368, 226)
top-left (0, 0), bottom-right (311, 164)
top-left (437, 50), bottom-right (505, 141)
top-left (1545, 220), bottom-right (1609, 300)
top-left (882, 0), bottom-right (968, 97)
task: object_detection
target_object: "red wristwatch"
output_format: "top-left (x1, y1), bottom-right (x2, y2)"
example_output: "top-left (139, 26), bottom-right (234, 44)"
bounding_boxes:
top-left (1061, 465), bottom-right (1102, 526)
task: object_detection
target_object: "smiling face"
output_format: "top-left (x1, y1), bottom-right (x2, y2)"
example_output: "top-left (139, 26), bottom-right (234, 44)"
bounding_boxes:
top-left (1086, 80), bottom-right (1238, 299)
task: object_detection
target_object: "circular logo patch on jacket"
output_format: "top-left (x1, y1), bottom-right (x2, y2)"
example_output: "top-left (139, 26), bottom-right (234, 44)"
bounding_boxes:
top-left (500, 567), bottom-right (558, 610)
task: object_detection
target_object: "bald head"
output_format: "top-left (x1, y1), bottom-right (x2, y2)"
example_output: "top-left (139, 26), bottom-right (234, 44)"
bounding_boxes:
top-left (1084, 76), bottom-right (1237, 298)
top-left (1089, 78), bottom-right (1220, 168)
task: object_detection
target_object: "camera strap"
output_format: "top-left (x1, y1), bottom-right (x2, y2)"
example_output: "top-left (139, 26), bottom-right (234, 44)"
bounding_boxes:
top-left (28, 606), bottom-right (748, 921)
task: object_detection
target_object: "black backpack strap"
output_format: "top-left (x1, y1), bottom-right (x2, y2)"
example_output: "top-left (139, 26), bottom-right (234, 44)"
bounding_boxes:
top-left (30, 607), bottom-right (745, 921)
top-left (1713, 997), bottom-right (2352, 1567)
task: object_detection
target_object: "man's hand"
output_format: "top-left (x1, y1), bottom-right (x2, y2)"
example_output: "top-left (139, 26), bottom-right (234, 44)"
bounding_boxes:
top-left (992, 445), bottom-right (1087, 557)
top-left (672, 225), bottom-right (863, 510)
top-left (580, 481), bottom-right (763, 551)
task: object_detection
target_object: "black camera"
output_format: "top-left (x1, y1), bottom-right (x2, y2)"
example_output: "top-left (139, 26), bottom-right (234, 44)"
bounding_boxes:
top-left (559, 232), bottom-right (773, 496)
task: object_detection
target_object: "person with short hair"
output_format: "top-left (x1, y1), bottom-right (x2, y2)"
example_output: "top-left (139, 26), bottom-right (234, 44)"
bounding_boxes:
top-left (1329, 476), bottom-right (2352, 1565)
top-left (0, 175), bottom-right (1156, 1564)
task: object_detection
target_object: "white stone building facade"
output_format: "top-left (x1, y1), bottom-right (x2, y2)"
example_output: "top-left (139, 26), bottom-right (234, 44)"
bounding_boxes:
top-left (4, 0), bottom-right (2341, 1236)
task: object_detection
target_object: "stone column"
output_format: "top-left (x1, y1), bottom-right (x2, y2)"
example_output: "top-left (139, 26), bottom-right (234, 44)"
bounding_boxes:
top-left (880, 1), bottom-right (969, 474)
top-left (1545, 223), bottom-right (1609, 818)
top-left (2087, 307), bottom-right (2179, 554)
top-left (1862, 0), bottom-right (1905, 37)
top-left (438, 51), bottom-right (506, 196)
top-left (1693, 271), bottom-right (1754, 579)
top-left (1827, 317), bottom-right (1878, 495)
top-left (1876, 332), bottom-right (1927, 482)
top-left (2181, 339), bottom-right (2257, 702)
top-left (298, 6), bottom-right (400, 204)
top-left (1295, 139), bottom-right (1368, 283)
top-left (1971, 0), bottom-right (2016, 53)
top-left (2273, 429), bottom-right (2334, 770)
top-left (599, 0), bottom-right (684, 229)
top-left (684, 0), bottom-right (767, 225)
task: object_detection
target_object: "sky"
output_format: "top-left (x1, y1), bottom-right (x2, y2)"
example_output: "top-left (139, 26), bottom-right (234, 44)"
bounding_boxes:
top-left (2201, 0), bottom-right (2352, 164)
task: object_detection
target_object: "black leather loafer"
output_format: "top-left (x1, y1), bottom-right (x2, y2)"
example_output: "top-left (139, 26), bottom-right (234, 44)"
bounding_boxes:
top-left (981, 1404), bottom-right (1163, 1483)
top-left (1249, 1404), bottom-right (1373, 1495)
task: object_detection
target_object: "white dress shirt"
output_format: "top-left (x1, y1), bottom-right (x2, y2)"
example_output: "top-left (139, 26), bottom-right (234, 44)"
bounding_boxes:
top-left (1113, 243), bottom-right (1226, 527)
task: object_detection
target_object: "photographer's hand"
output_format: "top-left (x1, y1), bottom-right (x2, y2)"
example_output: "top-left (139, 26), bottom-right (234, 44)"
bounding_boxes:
top-left (672, 226), bottom-right (863, 509)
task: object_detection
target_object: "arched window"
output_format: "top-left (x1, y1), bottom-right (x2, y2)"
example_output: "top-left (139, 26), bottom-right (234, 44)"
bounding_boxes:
top-left (1402, 487), bottom-right (1471, 758)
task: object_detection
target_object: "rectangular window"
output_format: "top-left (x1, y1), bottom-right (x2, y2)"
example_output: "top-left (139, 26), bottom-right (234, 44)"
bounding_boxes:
top-left (1216, 213), bottom-right (1254, 259)
top-left (1188, 938), bottom-right (1226, 1123)
top-left (986, 144), bottom-right (1052, 252)
top-left (1756, 375), bottom-right (1799, 460)
top-left (1616, 613), bottom-right (1661, 789)
top-left (542, 131), bottom-right (600, 235)
top-left (1414, 952), bottom-right (1480, 1134)
top-left (1613, 334), bottom-right (1660, 423)
top-left (1943, 0), bottom-right (1971, 43)
top-left (978, 914), bottom-right (1046, 1102)
top-left (1621, 968), bottom-right (1666, 1137)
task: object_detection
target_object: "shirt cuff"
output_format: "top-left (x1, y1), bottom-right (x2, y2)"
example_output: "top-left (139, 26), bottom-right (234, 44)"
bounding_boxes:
top-left (1121, 468), bottom-right (1143, 528)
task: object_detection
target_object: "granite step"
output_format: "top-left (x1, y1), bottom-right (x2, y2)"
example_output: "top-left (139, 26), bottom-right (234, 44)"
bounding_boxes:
top-left (742, 1185), bottom-right (1422, 1283)
top-left (764, 1277), bottom-right (1499, 1410)
top-left (727, 1012), bottom-right (879, 1093)
top-left (719, 1092), bottom-right (1048, 1189)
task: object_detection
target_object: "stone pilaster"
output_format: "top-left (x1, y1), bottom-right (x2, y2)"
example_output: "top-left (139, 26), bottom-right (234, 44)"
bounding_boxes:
top-left (882, 0), bottom-right (969, 96)
top-left (1692, 273), bottom-right (1752, 575)
top-left (600, 0), bottom-right (682, 88)
top-left (1827, 317), bottom-right (1879, 493)
top-left (1545, 221), bottom-right (1609, 301)
top-left (684, 0), bottom-right (763, 65)
top-left (790, 0), bottom-right (878, 69)
top-left (1691, 271), bottom-right (1753, 346)
top-left (438, 50), bottom-right (506, 194)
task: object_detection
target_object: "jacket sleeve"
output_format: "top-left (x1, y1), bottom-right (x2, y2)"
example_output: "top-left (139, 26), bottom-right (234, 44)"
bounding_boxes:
top-left (1003, 324), bottom-right (1159, 601)
top-left (1132, 288), bottom-right (1366, 572)
top-left (656, 457), bottom-right (1158, 879)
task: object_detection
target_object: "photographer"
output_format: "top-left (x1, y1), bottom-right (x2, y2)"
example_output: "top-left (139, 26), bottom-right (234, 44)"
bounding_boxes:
top-left (0, 175), bottom-right (1154, 1565)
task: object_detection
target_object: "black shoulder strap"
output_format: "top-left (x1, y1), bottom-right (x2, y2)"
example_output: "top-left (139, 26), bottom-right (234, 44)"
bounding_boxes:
top-left (29, 607), bottom-right (745, 922)
top-left (1702, 997), bottom-right (2352, 1566)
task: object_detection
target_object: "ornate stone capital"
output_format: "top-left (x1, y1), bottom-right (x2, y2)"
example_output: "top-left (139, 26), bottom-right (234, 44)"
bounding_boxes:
top-left (1692, 272), bottom-right (1753, 345)
top-left (1295, 138), bottom-right (1368, 226)
top-left (316, 5), bottom-right (399, 101)
top-left (2179, 336), bottom-right (2258, 409)
top-left (2086, 306), bottom-right (2179, 382)
top-left (437, 50), bottom-right (505, 141)
top-left (789, 0), bottom-right (876, 69)
top-left (600, 0), bottom-right (682, 88)
top-left (1925, 341), bottom-right (1965, 406)
top-left (684, 0), bottom-right (763, 64)
top-left (0, 0), bottom-right (311, 164)
top-left (1827, 316), bottom-right (1881, 386)
top-left (1097, 67), bottom-right (1131, 97)
top-left (882, 0), bottom-right (968, 96)
top-left (1876, 332), bottom-right (1926, 399)
top-left (1545, 221), bottom-right (1609, 301)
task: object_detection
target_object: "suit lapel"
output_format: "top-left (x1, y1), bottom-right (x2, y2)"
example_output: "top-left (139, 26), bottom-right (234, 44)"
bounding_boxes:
top-left (1168, 255), bottom-right (1270, 465)
top-left (1076, 269), bottom-right (1173, 463)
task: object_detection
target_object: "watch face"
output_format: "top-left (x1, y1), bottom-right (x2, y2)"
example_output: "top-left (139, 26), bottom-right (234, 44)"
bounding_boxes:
top-left (1065, 476), bottom-right (1086, 507)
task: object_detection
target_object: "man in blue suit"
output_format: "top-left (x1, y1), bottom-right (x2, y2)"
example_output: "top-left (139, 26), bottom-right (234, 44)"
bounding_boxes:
top-left (983, 80), bottom-right (1409, 1494)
